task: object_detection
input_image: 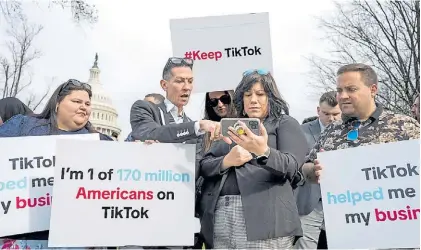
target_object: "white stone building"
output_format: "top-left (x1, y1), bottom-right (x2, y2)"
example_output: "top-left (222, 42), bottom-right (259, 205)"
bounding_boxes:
top-left (87, 54), bottom-right (121, 140)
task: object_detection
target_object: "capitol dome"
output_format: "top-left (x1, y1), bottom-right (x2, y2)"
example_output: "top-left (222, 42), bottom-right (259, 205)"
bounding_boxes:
top-left (87, 53), bottom-right (121, 140)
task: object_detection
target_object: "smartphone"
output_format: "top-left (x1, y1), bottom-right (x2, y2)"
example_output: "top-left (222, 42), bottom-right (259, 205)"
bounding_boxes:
top-left (220, 118), bottom-right (261, 137)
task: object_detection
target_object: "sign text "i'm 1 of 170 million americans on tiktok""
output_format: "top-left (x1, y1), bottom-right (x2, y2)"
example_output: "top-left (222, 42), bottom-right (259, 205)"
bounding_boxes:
top-left (61, 167), bottom-right (191, 220)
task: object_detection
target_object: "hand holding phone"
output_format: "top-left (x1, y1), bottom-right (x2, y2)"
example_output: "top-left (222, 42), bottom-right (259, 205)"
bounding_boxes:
top-left (220, 118), bottom-right (261, 137)
top-left (220, 118), bottom-right (269, 156)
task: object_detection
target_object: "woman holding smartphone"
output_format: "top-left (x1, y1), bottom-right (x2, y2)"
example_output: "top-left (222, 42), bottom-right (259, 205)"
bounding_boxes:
top-left (199, 70), bottom-right (308, 249)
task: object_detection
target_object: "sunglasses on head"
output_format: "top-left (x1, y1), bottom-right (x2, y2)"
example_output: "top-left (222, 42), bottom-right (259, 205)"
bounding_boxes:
top-left (59, 79), bottom-right (91, 94)
top-left (347, 120), bottom-right (361, 141)
top-left (243, 69), bottom-right (270, 77)
top-left (207, 94), bottom-right (231, 107)
top-left (165, 57), bottom-right (193, 68)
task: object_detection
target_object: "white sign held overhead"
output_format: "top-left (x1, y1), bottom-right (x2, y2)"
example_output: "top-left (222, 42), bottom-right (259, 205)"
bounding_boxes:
top-left (170, 12), bottom-right (273, 93)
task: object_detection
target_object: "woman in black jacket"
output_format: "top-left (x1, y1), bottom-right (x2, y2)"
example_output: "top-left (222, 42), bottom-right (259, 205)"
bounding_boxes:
top-left (199, 70), bottom-right (308, 249)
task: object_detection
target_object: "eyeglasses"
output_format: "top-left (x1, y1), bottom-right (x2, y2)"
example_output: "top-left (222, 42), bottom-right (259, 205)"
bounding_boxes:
top-left (207, 94), bottom-right (231, 107)
top-left (243, 69), bottom-right (270, 77)
top-left (59, 79), bottom-right (91, 94)
top-left (169, 57), bottom-right (193, 65)
top-left (347, 120), bottom-right (361, 141)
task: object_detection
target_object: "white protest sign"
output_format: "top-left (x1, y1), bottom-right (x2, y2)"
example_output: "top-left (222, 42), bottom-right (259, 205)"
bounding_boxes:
top-left (319, 139), bottom-right (420, 249)
top-left (170, 12), bottom-right (273, 93)
top-left (48, 140), bottom-right (196, 247)
top-left (0, 134), bottom-right (99, 237)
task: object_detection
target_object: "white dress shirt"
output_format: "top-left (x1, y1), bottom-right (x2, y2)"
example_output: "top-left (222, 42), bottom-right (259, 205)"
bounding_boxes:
top-left (318, 119), bottom-right (326, 133)
top-left (163, 99), bottom-right (204, 136)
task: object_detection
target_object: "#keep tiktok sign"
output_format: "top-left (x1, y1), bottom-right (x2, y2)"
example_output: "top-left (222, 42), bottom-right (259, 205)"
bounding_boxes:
top-left (48, 140), bottom-right (196, 247)
top-left (319, 139), bottom-right (420, 249)
top-left (170, 12), bottom-right (273, 93)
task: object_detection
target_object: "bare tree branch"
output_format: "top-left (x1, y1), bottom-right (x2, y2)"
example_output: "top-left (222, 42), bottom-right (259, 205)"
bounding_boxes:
top-left (16, 75), bottom-right (32, 95)
top-left (309, 0), bottom-right (420, 116)
top-left (25, 76), bottom-right (56, 111)
top-left (0, 57), bottom-right (11, 98)
top-left (0, 16), bottom-right (49, 110)
top-left (0, 17), bottom-right (43, 97)
top-left (0, 0), bottom-right (24, 24)
top-left (30, 85), bottom-right (50, 110)
top-left (52, 0), bottom-right (98, 23)
top-left (0, 0), bottom-right (98, 24)
top-left (0, 1), bottom-right (93, 110)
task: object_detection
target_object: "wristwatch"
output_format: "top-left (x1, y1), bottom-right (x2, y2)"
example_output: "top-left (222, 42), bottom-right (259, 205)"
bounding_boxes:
top-left (256, 147), bottom-right (271, 164)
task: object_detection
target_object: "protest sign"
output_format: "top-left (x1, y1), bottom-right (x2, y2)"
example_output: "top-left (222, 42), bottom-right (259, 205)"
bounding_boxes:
top-left (48, 140), bottom-right (196, 247)
top-left (319, 139), bottom-right (420, 249)
top-left (0, 134), bottom-right (99, 237)
top-left (170, 12), bottom-right (273, 93)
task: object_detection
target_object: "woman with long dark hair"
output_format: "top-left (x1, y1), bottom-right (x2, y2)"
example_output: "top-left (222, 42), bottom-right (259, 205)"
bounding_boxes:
top-left (199, 70), bottom-right (308, 249)
top-left (194, 90), bottom-right (236, 249)
top-left (0, 79), bottom-right (111, 250)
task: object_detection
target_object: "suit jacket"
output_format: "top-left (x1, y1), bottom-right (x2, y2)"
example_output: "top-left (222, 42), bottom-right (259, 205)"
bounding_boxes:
top-left (130, 99), bottom-right (202, 179)
top-left (199, 116), bottom-right (308, 247)
top-left (295, 118), bottom-right (322, 216)
top-left (130, 100), bottom-right (199, 143)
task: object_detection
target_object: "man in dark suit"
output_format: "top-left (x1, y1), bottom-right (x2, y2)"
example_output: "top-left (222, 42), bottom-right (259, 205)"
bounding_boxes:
top-left (130, 57), bottom-right (218, 144)
top-left (129, 57), bottom-right (218, 249)
top-left (295, 91), bottom-right (341, 249)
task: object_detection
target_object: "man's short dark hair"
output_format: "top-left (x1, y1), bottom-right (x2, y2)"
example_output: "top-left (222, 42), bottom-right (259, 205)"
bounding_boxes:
top-left (162, 59), bottom-right (193, 81)
top-left (302, 116), bottom-right (318, 124)
top-left (145, 93), bottom-right (165, 104)
top-left (337, 63), bottom-right (378, 86)
top-left (319, 91), bottom-right (338, 107)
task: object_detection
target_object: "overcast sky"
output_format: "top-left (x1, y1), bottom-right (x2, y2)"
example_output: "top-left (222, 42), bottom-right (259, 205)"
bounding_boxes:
top-left (0, 0), bottom-right (336, 139)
